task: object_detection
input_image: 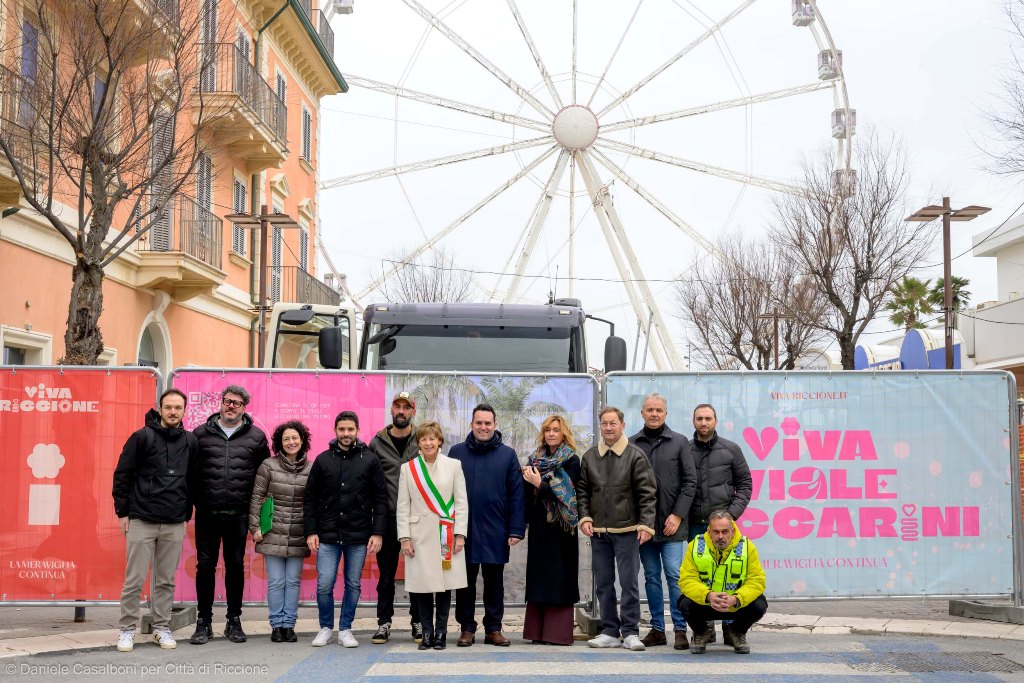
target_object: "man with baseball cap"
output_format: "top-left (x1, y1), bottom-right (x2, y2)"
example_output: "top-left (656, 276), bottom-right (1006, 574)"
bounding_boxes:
top-left (368, 391), bottom-right (422, 643)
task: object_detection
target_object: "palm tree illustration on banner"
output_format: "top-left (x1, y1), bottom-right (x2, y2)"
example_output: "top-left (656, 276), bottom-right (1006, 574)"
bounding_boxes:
top-left (394, 374), bottom-right (484, 446)
top-left (477, 376), bottom-right (570, 459)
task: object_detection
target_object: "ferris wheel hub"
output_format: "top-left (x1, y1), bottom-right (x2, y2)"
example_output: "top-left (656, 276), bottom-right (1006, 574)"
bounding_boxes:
top-left (552, 105), bottom-right (599, 150)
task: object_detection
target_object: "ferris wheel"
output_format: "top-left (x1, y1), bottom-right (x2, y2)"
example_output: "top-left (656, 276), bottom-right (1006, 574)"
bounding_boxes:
top-left (320, 0), bottom-right (853, 371)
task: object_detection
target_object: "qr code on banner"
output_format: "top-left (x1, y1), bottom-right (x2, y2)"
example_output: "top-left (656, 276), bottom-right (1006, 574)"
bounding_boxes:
top-left (185, 391), bottom-right (222, 427)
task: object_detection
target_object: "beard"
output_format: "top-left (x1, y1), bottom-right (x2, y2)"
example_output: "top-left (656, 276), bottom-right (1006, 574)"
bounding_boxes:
top-left (393, 414), bottom-right (411, 429)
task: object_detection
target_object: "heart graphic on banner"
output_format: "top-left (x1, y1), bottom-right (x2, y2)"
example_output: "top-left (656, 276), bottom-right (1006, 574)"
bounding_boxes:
top-left (901, 504), bottom-right (917, 517)
top-left (742, 427), bottom-right (778, 462)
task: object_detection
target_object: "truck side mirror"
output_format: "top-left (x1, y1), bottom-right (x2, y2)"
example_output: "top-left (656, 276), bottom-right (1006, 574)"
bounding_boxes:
top-left (604, 335), bottom-right (627, 372)
top-left (318, 327), bottom-right (344, 369)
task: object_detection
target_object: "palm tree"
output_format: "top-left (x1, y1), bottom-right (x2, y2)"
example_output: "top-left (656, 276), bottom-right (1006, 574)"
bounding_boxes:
top-left (477, 376), bottom-right (570, 458)
top-left (885, 276), bottom-right (935, 332)
top-left (928, 276), bottom-right (972, 311)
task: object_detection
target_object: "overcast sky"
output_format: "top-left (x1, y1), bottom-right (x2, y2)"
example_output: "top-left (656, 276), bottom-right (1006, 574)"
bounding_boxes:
top-left (319, 0), bottom-right (1019, 367)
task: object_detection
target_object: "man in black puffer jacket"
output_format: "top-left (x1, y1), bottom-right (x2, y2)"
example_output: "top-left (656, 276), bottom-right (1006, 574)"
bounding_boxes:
top-left (305, 411), bottom-right (388, 648)
top-left (113, 388), bottom-right (198, 653)
top-left (189, 385), bottom-right (270, 645)
top-left (688, 404), bottom-right (752, 535)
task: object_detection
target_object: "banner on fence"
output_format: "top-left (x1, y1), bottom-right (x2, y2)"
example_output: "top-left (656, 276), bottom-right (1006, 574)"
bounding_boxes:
top-left (170, 370), bottom-right (598, 604)
top-left (604, 371), bottom-right (1017, 599)
top-left (0, 367), bottom-right (160, 601)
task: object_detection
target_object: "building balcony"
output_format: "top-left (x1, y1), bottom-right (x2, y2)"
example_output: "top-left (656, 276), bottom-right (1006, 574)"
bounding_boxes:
top-left (133, 193), bottom-right (226, 300)
top-left (0, 66), bottom-right (39, 206)
top-left (195, 43), bottom-right (288, 174)
top-left (244, 0), bottom-right (347, 98)
top-left (273, 265), bottom-right (341, 306)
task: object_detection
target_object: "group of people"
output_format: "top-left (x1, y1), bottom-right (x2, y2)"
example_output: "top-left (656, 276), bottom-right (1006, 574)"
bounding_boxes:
top-left (112, 386), bottom-right (769, 656)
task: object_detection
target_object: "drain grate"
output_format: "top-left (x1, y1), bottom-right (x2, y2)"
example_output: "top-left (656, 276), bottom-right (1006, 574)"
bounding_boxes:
top-left (845, 652), bottom-right (1024, 674)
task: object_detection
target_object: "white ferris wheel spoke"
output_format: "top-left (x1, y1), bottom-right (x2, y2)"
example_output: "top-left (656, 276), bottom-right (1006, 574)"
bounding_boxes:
top-left (571, 0), bottom-right (578, 104)
top-left (320, 136), bottom-right (553, 189)
top-left (594, 138), bottom-right (804, 196)
top-left (506, 0), bottom-right (563, 110)
top-left (502, 149), bottom-right (571, 303)
top-left (401, 0), bottom-right (556, 121)
top-left (596, 0), bottom-right (756, 118)
top-left (568, 154), bottom-right (576, 297)
top-left (577, 151), bottom-right (683, 370)
top-left (354, 145), bottom-right (560, 301)
top-left (587, 147), bottom-right (723, 262)
top-left (344, 75), bottom-right (550, 133)
top-left (585, 0), bottom-right (645, 109)
top-left (600, 80), bottom-right (834, 133)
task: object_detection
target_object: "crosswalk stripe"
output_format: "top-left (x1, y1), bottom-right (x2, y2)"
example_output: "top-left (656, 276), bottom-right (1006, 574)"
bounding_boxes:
top-left (365, 661), bottom-right (909, 676)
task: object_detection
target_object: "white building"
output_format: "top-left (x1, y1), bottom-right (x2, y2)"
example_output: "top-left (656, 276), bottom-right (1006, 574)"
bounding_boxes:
top-left (963, 214), bottom-right (1024, 394)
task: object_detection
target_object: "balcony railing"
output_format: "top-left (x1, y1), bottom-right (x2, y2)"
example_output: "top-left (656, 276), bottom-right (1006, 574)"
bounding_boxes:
top-left (134, 193), bottom-right (223, 270)
top-left (275, 265), bottom-right (341, 306)
top-left (295, 0), bottom-right (335, 56)
top-left (199, 43), bottom-right (287, 144)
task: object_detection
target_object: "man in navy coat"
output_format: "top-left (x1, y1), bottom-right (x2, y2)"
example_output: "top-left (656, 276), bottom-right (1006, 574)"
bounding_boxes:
top-left (450, 403), bottom-right (526, 647)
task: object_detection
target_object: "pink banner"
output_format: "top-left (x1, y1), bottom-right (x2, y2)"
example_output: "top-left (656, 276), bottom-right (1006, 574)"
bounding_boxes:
top-left (170, 370), bottom-right (387, 604)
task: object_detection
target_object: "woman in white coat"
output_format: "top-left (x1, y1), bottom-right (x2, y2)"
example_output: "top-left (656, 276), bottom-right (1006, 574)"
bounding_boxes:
top-left (397, 421), bottom-right (469, 650)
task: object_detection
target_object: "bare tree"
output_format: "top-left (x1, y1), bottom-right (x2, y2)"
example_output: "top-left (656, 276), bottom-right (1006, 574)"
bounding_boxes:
top-left (675, 235), bottom-right (827, 370)
top-left (375, 247), bottom-right (476, 303)
top-left (0, 0), bottom-right (218, 363)
top-left (769, 132), bottom-right (934, 369)
top-left (984, 0), bottom-right (1024, 175)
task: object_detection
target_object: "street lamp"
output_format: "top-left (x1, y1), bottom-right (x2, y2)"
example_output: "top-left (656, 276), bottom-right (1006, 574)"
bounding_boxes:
top-left (226, 205), bottom-right (301, 367)
top-left (905, 197), bottom-right (990, 369)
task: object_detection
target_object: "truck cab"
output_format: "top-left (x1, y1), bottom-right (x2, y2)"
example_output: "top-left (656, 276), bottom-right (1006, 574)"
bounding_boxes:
top-left (264, 303), bottom-right (356, 369)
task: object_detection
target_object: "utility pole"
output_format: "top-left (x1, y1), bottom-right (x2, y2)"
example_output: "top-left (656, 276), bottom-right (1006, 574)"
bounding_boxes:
top-left (906, 198), bottom-right (990, 369)
top-left (227, 206), bottom-right (301, 367)
top-left (759, 307), bottom-right (795, 370)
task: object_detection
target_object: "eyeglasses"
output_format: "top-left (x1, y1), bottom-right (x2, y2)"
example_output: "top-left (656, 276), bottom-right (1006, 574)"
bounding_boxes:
top-left (222, 398), bottom-right (245, 408)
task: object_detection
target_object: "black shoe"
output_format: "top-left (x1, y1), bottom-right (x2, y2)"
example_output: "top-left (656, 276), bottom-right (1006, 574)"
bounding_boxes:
top-left (189, 618), bottom-right (212, 645)
top-left (418, 631), bottom-right (434, 650)
top-left (723, 624), bottom-right (736, 648)
top-left (225, 617), bottom-right (247, 643)
top-left (271, 627), bottom-right (284, 643)
top-left (412, 622), bottom-right (424, 643)
top-left (283, 627), bottom-right (297, 643)
top-left (432, 633), bottom-right (447, 650)
top-left (371, 623), bottom-right (391, 644)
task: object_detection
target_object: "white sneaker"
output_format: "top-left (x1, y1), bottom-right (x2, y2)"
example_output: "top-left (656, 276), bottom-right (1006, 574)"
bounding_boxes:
top-left (587, 633), bottom-right (621, 648)
top-left (312, 627), bottom-right (333, 647)
top-left (338, 629), bottom-right (358, 648)
top-left (116, 629), bottom-right (135, 652)
top-left (153, 628), bottom-right (176, 649)
top-left (623, 634), bottom-right (646, 651)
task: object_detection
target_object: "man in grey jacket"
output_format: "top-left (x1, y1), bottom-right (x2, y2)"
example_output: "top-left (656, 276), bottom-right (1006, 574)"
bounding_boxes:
top-left (367, 392), bottom-right (421, 644)
top-left (630, 393), bottom-right (697, 650)
top-left (579, 406), bottom-right (657, 652)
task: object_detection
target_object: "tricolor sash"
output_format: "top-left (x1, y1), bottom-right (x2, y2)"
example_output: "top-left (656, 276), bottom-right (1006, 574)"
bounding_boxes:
top-left (407, 456), bottom-right (456, 571)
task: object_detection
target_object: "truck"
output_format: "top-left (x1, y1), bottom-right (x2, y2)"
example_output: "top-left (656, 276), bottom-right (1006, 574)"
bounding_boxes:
top-left (265, 298), bottom-right (627, 373)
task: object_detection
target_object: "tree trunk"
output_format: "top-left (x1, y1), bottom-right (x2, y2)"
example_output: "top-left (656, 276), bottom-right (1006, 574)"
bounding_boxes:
top-left (838, 333), bottom-right (856, 370)
top-left (61, 257), bottom-right (105, 365)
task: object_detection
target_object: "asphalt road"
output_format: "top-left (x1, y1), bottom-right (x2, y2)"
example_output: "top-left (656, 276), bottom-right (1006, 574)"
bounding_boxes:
top-left (2, 630), bottom-right (1023, 682)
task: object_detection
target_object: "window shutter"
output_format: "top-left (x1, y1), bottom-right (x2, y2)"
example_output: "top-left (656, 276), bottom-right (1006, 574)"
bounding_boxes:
top-left (200, 0), bottom-right (219, 92)
top-left (150, 111), bottom-right (175, 251)
top-left (271, 225), bottom-right (282, 302)
top-left (232, 178), bottom-right (246, 255)
top-left (300, 228), bottom-right (309, 271)
top-left (301, 108), bottom-right (311, 161)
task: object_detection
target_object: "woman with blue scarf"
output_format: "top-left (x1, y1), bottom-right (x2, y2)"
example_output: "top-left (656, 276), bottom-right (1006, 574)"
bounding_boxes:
top-left (521, 415), bottom-right (581, 645)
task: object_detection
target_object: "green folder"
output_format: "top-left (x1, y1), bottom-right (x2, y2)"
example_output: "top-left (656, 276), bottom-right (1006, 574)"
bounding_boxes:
top-left (259, 496), bottom-right (274, 535)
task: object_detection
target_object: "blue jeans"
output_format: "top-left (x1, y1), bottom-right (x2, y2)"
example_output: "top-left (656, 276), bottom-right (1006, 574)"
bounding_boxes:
top-left (265, 555), bottom-right (303, 628)
top-left (639, 540), bottom-right (685, 631)
top-left (316, 542), bottom-right (367, 630)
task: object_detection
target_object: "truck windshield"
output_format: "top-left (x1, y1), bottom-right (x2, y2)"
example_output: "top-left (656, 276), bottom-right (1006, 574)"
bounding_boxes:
top-left (273, 314), bottom-right (350, 369)
top-left (364, 324), bottom-right (576, 372)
